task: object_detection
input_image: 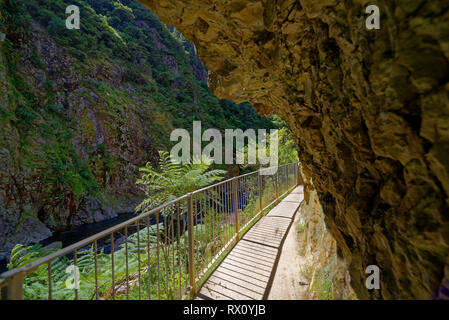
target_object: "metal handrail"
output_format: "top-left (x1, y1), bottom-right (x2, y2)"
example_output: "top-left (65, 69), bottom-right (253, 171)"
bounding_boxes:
top-left (0, 162), bottom-right (301, 300)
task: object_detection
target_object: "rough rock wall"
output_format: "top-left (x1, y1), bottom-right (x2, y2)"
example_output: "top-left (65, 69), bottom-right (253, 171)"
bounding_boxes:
top-left (298, 186), bottom-right (356, 300)
top-left (139, 0), bottom-right (449, 299)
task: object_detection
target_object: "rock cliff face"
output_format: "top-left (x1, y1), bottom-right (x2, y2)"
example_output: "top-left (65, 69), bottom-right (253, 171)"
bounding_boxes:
top-left (0, 21), bottom-right (156, 256)
top-left (298, 187), bottom-right (356, 300)
top-left (140, 0), bottom-right (449, 299)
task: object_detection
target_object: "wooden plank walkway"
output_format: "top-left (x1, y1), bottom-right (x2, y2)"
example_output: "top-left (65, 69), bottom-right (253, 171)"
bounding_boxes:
top-left (196, 186), bottom-right (304, 300)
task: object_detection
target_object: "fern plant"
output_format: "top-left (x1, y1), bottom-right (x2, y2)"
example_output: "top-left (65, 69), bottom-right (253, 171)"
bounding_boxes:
top-left (135, 151), bottom-right (226, 214)
top-left (7, 243), bottom-right (59, 270)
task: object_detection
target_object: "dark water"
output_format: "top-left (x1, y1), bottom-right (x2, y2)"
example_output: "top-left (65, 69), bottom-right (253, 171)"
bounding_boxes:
top-left (39, 212), bottom-right (138, 249)
top-left (0, 212), bottom-right (138, 274)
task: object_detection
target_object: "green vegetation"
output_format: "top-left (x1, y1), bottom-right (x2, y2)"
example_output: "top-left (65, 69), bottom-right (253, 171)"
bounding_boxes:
top-left (239, 115), bottom-right (299, 174)
top-left (5, 156), bottom-right (297, 300)
top-left (135, 151), bottom-right (226, 213)
top-left (0, 0), bottom-right (287, 227)
top-left (8, 225), bottom-right (191, 300)
top-left (311, 265), bottom-right (334, 300)
top-left (6, 184), bottom-right (284, 300)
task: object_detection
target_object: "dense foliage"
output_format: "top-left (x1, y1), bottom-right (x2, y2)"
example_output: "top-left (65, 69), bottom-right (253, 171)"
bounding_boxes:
top-left (3, 0), bottom-right (276, 134)
top-left (135, 151), bottom-right (226, 213)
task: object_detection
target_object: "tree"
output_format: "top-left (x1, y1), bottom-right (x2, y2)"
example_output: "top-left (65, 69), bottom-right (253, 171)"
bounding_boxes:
top-left (135, 151), bottom-right (227, 214)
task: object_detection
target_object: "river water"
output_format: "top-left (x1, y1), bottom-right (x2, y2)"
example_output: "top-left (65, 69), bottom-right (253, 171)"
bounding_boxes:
top-left (0, 211), bottom-right (138, 274)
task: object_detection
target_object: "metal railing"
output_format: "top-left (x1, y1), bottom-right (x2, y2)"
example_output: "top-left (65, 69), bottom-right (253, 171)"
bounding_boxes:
top-left (0, 162), bottom-right (301, 300)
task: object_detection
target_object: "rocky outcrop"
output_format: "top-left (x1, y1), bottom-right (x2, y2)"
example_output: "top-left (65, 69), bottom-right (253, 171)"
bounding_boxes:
top-left (139, 0), bottom-right (449, 299)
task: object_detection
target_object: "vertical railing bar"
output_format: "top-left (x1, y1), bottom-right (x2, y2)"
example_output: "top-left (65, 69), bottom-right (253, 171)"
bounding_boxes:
top-left (225, 181), bottom-right (228, 243)
top-left (203, 193), bottom-right (208, 270)
top-left (208, 190), bottom-right (212, 265)
top-left (203, 193), bottom-right (208, 272)
top-left (199, 194), bottom-right (204, 274)
top-left (197, 196), bottom-right (201, 276)
top-left (205, 193), bottom-right (210, 270)
top-left (137, 219), bottom-right (141, 300)
top-left (156, 213), bottom-right (161, 300)
top-left (171, 207), bottom-right (175, 299)
top-left (240, 177), bottom-right (243, 227)
top-left (183, 200), bottom-right (188, 296)
top-left (48, 262), bottom-right (52, 300)
top-left (187, 193), bottom-right (196, 297)
top-left (111, 232), bottom-right (115, 300)
top-left (196, 196), bottom-right (200, 280)
top-left (197, 195), bottom-right (201, 274)
top-left (276, 169), bottom-right (279, 203)
top-left (177, 203), bottom-right (181, 299)
top-left (205, 191), bottom-right (209, 268)
top-left (94, 240), bottom-right (98, 300)
top-left (234, 177), bottom-right (239, 239)
top-left (218, 184), bottom-right (221, 248)
top-left (259, 170), bottom-right (263, 214)
top-left (125, 225), bottom-right (129, 300)
top-left (224, 181), bottom-right (228, 244)
top-left (146, 216), bottom-right (151, 300)
top-left (73, 250), bottom-right (78, 300)
top-left (3, 271), bottom-right (24, 300)
top-left (163, 213), bottom-right (169, 298)
top-left (229, 181), bottom-right (233, 242)
top-left (228, 181), bottom-right (232, 242)
top-left (193, 195), bottom-right (197, 283)
top-left (211, 188), bottom-right (215, 248)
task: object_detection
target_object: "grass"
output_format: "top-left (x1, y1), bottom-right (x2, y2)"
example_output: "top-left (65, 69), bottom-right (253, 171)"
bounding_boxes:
top-left (311, 266), bottom-right (334, 300)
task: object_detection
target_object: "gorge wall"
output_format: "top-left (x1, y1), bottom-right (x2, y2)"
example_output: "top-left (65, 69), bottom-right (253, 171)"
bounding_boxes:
top-left (140, 0), bottom-right (449, 299)
top-left (0, 0), bottom-right (274, 260)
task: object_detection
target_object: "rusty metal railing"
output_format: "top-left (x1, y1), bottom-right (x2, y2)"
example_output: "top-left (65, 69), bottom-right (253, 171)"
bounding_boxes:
top-left (0, 162), bottom-right (300, 300)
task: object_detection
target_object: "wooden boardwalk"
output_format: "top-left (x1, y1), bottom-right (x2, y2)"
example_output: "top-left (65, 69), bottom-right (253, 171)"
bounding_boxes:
top-left (196, 186), bottom-right (304, 300)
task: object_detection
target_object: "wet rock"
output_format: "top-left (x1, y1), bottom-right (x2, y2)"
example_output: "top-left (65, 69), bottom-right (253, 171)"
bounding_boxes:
top-left (44, 241), bottom-right (62, 250)
top-left (0, 215), bottom-right (52, 258)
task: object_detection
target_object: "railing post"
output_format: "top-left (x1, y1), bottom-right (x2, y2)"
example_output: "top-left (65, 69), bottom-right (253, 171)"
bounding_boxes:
top-left (275, 168), bottom-right (279, 203)
top-left (296, 162), bottom-right (299, 186)
top-left (1, 271), bottom-right (24, 300)
top-left (233, 178), bottom-right (239, 240)
top-left (286, 165), bottom-right (289, 189)
top-left (187, 193), bottom-right (196, 297)
top-left (294, 163), bottom-right (297, 186)
top-left (258, 170), bottom-right (263, 213)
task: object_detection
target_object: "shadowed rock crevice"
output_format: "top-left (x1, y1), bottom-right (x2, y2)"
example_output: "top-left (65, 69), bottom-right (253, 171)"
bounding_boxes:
top-left (139, 0), bottom-right (449, 299)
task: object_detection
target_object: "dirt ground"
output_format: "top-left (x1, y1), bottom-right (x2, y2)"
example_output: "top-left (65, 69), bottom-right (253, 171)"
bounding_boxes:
top-left (267, 211), bottom-right (309, 300)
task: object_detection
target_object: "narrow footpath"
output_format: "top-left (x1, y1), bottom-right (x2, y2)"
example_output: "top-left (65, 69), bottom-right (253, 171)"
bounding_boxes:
top-left (196, 186), bottom-right (304, 300)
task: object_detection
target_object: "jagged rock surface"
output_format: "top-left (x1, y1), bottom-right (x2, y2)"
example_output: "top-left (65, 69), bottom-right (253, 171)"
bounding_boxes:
top-left (140, 0), bottom-right (449, 299)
